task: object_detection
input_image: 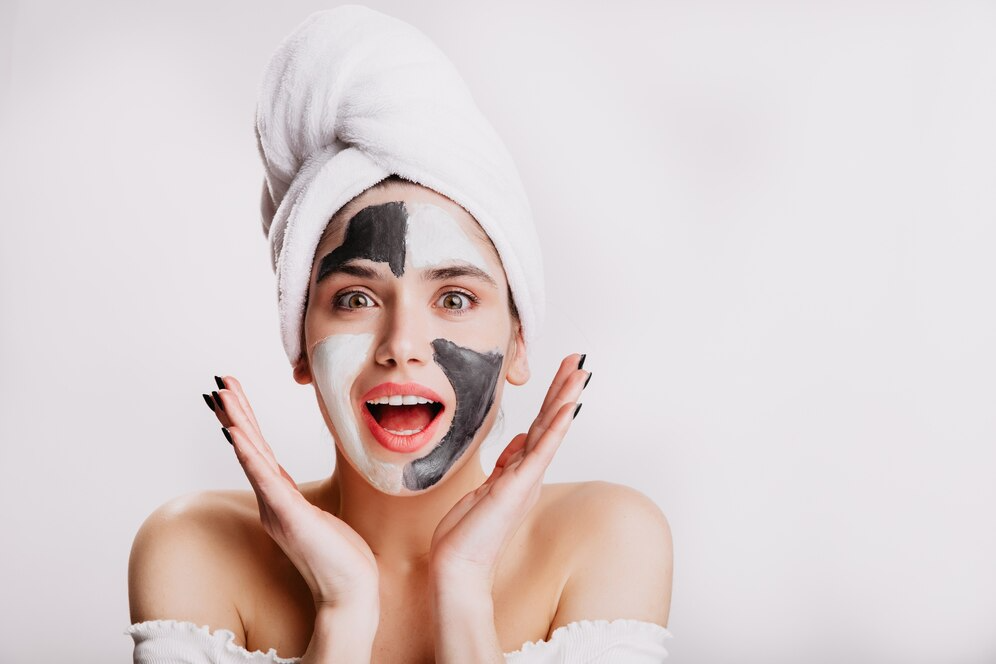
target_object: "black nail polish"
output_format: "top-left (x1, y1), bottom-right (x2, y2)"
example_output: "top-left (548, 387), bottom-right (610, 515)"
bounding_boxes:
top-left (577, 353), bottom-right (587, 370)
top-left (583, 372), bottom-right (592, 390)
top-left (202, 393), bottom-right (216, 412)
top-left (573, 403), bottom-right (583, 419)
top-left (214, 375), bottom-right (225, 390)
top-left (212, 390), bottom-right (225, 412)
top-left (221, 426), bottom-right (233, 445)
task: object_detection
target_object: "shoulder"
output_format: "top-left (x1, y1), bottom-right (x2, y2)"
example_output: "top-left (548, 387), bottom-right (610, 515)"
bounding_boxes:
top-left (542, 480), bottom-right (673, 630)
top-left (128, 489), bottom-right (265, 644)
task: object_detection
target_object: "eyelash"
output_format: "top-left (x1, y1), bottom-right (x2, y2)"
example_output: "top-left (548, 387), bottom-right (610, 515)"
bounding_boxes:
top-left (434, 289), bottom-right (479, 315)
top-left (332, 289), bottom-right (480, 313)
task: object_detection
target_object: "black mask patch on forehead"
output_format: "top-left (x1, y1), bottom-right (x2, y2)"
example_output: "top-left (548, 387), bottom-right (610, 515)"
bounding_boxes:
top-left (402, 339), bottom-right (504, 491)
top-left (317, 201), bottom-right (407, 281)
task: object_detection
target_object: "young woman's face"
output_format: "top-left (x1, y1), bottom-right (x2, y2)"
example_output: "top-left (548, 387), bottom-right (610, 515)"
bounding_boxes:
top-left (297, 182), bottom-right (528, 495)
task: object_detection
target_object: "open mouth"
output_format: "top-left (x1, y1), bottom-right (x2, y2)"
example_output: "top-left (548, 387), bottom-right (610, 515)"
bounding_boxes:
top-left (365, 396), bottom-right (444, 436)
top-left (359, 382), bottom-right (448, 454)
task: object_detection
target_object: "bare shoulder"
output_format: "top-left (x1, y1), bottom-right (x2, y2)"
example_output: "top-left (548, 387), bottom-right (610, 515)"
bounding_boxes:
top-left (540, 480), bottom-right (673, 631)
top-left (127, 488), bottom-right (265, 645)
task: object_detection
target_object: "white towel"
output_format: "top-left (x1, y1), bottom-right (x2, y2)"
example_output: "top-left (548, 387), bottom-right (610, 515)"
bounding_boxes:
top-left (255, 4), bottom-right (544, 368)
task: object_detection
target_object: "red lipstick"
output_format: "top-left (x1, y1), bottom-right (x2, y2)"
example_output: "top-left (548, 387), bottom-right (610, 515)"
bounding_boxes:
top-left (359, 382), bottom-right (447, 453)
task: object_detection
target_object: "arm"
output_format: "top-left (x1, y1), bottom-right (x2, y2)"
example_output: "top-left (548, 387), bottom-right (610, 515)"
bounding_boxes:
top-left (300, 603), bottom-right (379, 664)
top-left (547, 481), bottom-right (673, 631)
top-left (128, 492), bottom-right (252, 644)
top-left (426, 354), bottom-right (590, 664)
top-left (430, 571), bottom-right (503, 664)
top-left (129, 492), bottom-right (380, 664)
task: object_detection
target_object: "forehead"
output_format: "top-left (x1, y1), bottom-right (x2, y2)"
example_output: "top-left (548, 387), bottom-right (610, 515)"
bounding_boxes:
top-left (315, 182), bottom-right (497, 262)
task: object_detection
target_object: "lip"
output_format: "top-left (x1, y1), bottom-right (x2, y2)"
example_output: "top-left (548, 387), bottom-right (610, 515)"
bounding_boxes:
top-left (359, 382), bottom-right (447, 454)
top-left (361, 382), bottom-right (446, 405)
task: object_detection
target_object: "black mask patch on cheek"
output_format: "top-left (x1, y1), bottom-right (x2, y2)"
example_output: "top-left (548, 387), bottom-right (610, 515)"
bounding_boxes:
top-left (316, 201), bottom-right (407, 280)
top-left (402, 339), bottom-right (503, 491)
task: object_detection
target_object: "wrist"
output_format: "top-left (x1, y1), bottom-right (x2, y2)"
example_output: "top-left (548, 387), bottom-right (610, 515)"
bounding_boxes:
top-left (430, 568), bottom-right (494, 614)
top-left (315, 596), bottom-right (380, 629)
top-left (301, 604), bottom-right (379, 664)
top-left (429, 559), bottom-right (494, 590)
top-left (430, 572), bottom-right (501, 664)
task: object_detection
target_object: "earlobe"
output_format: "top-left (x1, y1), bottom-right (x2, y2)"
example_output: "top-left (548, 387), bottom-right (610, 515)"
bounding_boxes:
top-left (506, 326), bottom-right (530, 386)
top-left (293, 355), bottom-right (313, 385)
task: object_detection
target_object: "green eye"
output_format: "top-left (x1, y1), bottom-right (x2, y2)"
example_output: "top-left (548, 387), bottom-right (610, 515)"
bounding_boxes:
top-left (336, 292), bottom-right (375, 309)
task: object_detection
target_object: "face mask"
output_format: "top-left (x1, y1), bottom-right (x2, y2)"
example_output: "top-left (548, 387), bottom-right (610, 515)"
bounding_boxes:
top-left (309, 201), bottom-right (506, 494)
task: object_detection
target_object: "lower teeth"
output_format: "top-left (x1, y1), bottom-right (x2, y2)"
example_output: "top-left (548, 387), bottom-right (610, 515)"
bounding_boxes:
top-left (384, 427), bottom-right (425, 436)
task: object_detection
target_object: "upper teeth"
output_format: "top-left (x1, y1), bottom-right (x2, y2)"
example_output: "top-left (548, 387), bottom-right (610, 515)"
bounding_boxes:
top-left (366, 395), bottom-right (436, 406)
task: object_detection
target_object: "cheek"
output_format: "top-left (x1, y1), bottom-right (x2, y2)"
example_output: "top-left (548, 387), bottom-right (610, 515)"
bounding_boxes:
top-left (400, 338), bottom-right (504, 491)
top-left (309, 333), bottom-right (373, 427)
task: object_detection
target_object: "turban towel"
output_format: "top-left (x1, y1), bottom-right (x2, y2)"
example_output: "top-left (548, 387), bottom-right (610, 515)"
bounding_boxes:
top-left (255, 4), bottom-right (545, 368)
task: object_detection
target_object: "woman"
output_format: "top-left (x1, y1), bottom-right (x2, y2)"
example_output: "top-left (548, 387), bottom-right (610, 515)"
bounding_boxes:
top-left (127, 7), bottom-right (672, 663)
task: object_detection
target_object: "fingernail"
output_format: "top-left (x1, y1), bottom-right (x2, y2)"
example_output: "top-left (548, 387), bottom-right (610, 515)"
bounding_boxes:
top-left (221, 426), bottom-right (233, 446)
top-left (202, 393), bottom-right (216, 412)
top-left (214, 375), bottom-right (225, 390)
top-left (577, 353), bottom-right (587, 370)
top-left (212, 390), bottom-right (226, 412)
top-left (583, 372), bottom-right (592, 390)
top-left (573, 402), bottom-right (583, 419)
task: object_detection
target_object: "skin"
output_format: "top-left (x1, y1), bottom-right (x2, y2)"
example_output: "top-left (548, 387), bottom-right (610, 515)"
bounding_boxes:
top-left (305, 197), bottom-right (512, 495)
top-left (127, 181), bottom-right (674, 663)
top-left (292, 182), bottom-right (545, 568)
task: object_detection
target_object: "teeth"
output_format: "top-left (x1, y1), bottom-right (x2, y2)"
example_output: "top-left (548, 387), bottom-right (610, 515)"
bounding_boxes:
top-left (383, 426), bottom-right (426, 436)
top-left (366, 395), bottom-right (437, 406)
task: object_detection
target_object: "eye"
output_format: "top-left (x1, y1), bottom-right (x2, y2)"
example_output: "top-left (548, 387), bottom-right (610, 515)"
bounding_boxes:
top-left (335, 291), bottom-right (376, 309)
top-left (435, 290), bottom-right (478, 313)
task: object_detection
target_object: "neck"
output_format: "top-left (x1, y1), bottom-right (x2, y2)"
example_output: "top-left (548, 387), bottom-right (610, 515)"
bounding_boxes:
top-left (316, 447), bottom-right (488, 573)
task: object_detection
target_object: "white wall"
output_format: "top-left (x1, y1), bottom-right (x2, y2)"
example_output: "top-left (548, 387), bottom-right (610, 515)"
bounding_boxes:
top-left (1, 1), bottom-right (994, 662)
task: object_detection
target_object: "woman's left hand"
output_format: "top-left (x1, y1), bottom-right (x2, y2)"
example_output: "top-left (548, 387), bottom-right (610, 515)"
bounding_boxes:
top-left (428, 352), bottom-right (590, 585)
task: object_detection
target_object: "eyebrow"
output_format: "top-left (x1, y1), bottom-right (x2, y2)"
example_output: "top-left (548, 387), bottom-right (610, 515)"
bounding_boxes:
top-left (315, 256), bottom-right (498, 289)
top-left (422, 264), bottom-right (498, 289)
top-left (315, 258), bottom-right (381, 285)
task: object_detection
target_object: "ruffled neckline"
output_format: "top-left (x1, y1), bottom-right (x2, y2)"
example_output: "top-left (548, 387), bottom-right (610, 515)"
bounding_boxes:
top-left (503, 618), bottom-right (673, 656)
top-left (126, 619), bottom-right (302, 663)
top-left (127, 617), bottom-right (672, 660)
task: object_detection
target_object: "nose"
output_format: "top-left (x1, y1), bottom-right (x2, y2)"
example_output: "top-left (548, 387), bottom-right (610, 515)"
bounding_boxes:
top-left (372, 294), bottom-right (432, 369)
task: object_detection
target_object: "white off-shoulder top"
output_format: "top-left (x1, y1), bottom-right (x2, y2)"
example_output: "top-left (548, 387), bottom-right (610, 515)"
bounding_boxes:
top-left (126, 618), bottom-right (672, 663)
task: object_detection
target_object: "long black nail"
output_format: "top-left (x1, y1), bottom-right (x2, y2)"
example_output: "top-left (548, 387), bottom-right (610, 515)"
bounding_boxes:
top-left (212, 390), bottom-right (225, 412)
top-left (583, 372), bottom-right (592, 390)
top-left (573, 402), bottom-right (583, 419)
top-left (202, 393), bottom-right (216, 412)
top-left (214, 375), bottom-right (225, 390)
top-left (221, 426), bottom-right (233, 445)
top-left (577, 353), bottom-right (587, 370)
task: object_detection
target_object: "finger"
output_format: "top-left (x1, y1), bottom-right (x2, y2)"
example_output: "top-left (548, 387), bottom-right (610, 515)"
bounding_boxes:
top-left (206, 390), bottom-right (233, 429)
top-left (276, 461), bottom-right (297, 487)
top-left (494, 433), bottom-right (528, 469)
top-left (502, 448), bottom-right (527, 472)
top-left (217, 375), bottom-right (263, 436)
top-left (227, 425), bottom-right (299, 516)
top-left (524, 367), bottom-right (588, 453)
top-left (517, 401), bottom-right (578, 478)
top-left (213, 385), bottom-right (280, 473)
top-left (535, 354), bottom-right (585, 421)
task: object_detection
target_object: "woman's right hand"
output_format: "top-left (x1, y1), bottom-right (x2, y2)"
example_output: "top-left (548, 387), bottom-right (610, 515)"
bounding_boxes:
top-left (206, 375), bottom-right (379, 613)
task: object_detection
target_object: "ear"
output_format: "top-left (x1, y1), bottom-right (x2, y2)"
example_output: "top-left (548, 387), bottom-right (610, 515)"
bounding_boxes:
top-left (292, 353), bottom-right (313, 385)
top-left (505, 323), bottom-right (530, 386)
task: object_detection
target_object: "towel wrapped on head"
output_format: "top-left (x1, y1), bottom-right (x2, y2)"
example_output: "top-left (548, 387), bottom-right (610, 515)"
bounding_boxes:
top-left (254, 4), bottom-right (544, 369)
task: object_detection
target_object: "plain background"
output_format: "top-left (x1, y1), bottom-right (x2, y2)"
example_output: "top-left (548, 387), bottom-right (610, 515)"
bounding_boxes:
top-left (1, 1), bottom-right (994, 662)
